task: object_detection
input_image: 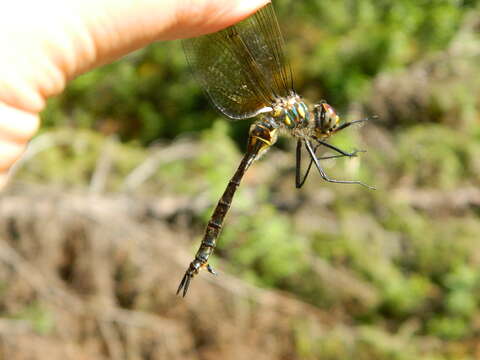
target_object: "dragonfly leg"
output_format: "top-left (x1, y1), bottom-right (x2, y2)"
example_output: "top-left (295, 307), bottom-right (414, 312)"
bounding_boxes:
top-left (304, 140), bottom-right (375, 190)
top-left (315, 139), bottom-right (364, 157)
top-left (296, 141), bottom-right (366, 189)
top-left (318, 150), bottom-right (365, 160)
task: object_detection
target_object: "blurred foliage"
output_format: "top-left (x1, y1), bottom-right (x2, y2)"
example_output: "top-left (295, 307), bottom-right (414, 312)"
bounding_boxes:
top-left (29, 0), bottom-right (480, 359)
top-left (11, 302), bottom-right (54, 335)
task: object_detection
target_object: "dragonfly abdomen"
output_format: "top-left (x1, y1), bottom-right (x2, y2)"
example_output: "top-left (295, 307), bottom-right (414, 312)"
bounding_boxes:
top-left (176, 145), bottom-right (261, 297)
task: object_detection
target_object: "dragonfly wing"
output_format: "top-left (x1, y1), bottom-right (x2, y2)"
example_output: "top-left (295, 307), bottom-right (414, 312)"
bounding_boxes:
top-left (235, 2), bottom-right (293, 98)
top-left (183, 32), bottom-right (272, 120)
top-left (183, 2), bottom-right (293, 120)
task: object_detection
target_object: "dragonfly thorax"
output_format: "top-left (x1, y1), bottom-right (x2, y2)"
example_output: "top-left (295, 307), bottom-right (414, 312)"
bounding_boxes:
top-left (270, 95), bottom-right (310, 130)
top-left (268, 96), bottom-right (341, 141)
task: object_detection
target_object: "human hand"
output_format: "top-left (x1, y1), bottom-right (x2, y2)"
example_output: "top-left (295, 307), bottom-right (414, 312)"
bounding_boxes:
top-left (0, 0), bottom-right (269, 188)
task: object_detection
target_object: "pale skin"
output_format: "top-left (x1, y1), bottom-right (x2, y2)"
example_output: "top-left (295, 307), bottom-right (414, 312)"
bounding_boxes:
top-left (0, 0), bottom-right (270, 188)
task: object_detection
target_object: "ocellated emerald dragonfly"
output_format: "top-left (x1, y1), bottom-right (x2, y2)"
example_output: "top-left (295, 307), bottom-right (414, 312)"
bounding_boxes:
top-left (177, 2), bottom-right (374, 297)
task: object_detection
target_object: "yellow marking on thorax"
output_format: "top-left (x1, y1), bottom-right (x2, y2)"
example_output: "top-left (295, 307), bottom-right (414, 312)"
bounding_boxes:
top-left (297, 104), bottom-right (306, 118)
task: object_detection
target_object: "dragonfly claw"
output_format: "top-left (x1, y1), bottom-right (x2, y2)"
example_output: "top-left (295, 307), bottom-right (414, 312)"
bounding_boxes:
top-left (176, 262), bottom-right (218, 297)
top-left (176, 271), bottom-right (192, 297)
top-left (207, 264), bottom-right (218, 276)
top-left (177, 260), bottom-right (201, 297)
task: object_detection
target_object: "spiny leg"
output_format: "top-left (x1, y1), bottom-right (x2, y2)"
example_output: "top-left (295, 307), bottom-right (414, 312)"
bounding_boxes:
top-left (297, 115), bottom-right (373, 187)
top-left (296, 140), bottom-right (365, 188)
top-left (314, 139), bottom-right (365, 157)
top-left (304, 140), bottom-right (375, 189)
top-left (295, 140), bottom-right (307, 188)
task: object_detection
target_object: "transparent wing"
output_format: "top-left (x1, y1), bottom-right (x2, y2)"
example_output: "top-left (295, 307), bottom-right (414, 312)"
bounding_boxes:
top-left (182, 2), bottom-right (293, 120)
top-left (236, 2), bottom-right (293, 98)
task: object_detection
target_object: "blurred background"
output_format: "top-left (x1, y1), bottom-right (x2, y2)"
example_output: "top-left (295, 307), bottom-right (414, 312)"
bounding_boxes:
top-left (2, 0), bottom-right (480, 359)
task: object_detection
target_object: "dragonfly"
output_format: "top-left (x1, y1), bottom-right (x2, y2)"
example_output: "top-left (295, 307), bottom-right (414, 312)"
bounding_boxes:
top-left (177, 2), bottom-right (374, 297)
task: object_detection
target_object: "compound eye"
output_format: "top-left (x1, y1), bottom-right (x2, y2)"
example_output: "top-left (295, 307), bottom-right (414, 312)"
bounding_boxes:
top-left (314, 102), bottom-right (341, 135)
top-left (322, 103), bottom-right (339, 130)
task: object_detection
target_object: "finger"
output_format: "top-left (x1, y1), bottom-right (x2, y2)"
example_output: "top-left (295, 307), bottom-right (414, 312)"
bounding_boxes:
top-left (0, 102), bottom-right (40, 143)
top-left (74, 0), bottom-right (271, 72)
top-left (0, 103), bottom-right (40, 188)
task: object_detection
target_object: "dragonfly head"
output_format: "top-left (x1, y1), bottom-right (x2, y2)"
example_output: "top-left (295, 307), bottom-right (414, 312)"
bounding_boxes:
top-left (313, 101), bottom-right (340, 138)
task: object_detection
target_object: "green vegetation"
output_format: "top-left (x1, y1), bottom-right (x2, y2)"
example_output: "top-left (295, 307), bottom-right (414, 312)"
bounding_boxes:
top-left (15, 0), bottom-right (480, 358)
